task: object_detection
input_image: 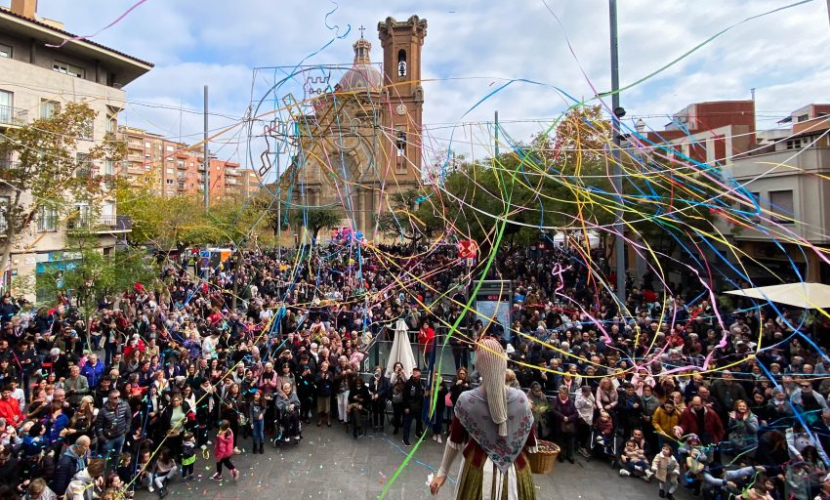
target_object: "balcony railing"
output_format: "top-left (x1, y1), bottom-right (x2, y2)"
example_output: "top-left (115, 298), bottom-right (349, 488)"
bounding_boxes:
top-left (0, 105), bottom-right (28, 126)
top-left (67, 215), bottom-right (132, 232)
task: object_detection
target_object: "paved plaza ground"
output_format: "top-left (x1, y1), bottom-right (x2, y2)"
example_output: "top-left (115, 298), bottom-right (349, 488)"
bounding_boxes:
top-left (137, 424), bottom-right (690, 500)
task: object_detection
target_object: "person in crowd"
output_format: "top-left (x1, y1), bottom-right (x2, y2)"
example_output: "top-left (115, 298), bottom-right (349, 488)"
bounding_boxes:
top-left (368, 366), bottom-right (390, 432)
top-left (402, 367), bottom-right (424, 446)
top-left (180, 432), bottom-right (197, 480)
top-left (651, 443), bottom-right (680, 500)
top-left (619, 438), bottom-right (653, 480)
top-left (725, 399), bottom-right (760, 456)
top-left (248, 390), bottom-right (267, 453)
top-left (315, 360), bottom-right (334, 427)
top-left (275, 382), bottom-right (301, 443)
top-left (348, 376), bottom-right (371, 439)
top-left (148, 448), bottom-right (175, 498)
top-left (95, 389), bottom-right (132, 464)
top-left (49, 436), bottom-right (89, 496)
top-left (674, 396), bottom-right (725, 448)
top-left (211, 420), bottom-right (239, 481)
top-left (551, 385), bottom-right (578, 464)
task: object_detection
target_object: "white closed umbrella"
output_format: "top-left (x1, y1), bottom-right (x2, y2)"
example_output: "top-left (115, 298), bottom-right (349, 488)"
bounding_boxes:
top-left (386, 317), bottom-right (417, 379)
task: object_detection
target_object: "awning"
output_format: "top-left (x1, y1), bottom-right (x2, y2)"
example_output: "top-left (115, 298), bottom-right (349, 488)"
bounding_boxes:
top-left (725, 282), bottom-right (830, 309)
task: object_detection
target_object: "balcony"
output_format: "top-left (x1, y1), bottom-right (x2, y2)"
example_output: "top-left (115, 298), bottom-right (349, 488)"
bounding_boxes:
top-left (0, 106), bottom-right (28, 127)
top-left (67, 215), bottom-right (132, 233)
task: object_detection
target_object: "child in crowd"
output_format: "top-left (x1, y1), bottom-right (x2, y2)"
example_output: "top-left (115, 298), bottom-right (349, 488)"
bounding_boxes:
top-left (181, 432), bottom-right (197, 480)
top-left (651, 444), bottom-right (680, 500)
top-left (594, 410), bottom-right (614, 450)
top-left (619, 439), bottom-right (653, 481)
top-left (135, 450), bottom-right (153, 491)
top-left (116, 452), bottom-right (135, 498)
top-left (149, 448), bottom-right (176, 498)
top-left (212, 420), bottom-right (239, 481)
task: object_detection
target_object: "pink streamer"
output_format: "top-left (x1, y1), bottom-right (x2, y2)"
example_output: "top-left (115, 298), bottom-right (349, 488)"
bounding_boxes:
top-left (45, 0), bottom-right (150, 49)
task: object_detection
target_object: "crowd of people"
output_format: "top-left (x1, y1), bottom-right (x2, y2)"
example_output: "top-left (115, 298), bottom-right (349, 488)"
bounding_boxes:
top-left (0, 241), bottom-right (825, 500)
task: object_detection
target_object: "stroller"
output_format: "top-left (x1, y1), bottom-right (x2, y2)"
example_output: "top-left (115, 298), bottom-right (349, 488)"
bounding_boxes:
top-left (588, 411), bottom-right (620, 467)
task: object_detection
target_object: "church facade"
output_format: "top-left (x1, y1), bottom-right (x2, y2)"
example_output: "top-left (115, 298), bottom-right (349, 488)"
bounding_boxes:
top-left (281, 16), bottom-right (427, 240)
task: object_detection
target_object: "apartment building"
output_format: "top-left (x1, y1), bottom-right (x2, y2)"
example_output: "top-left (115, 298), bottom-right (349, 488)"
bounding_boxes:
top-left (0, 0), bottom-right (152, 300)
top-left (118, 126), bottom-right (261, 200)
top-left (118, 125), bottom-right (200, 198)
top-left (718, 104), bottom-right (830, 284)
top-left (632, 99), bottom-right (830, 286)
top-left (642, 100), bottom-right (756, 165)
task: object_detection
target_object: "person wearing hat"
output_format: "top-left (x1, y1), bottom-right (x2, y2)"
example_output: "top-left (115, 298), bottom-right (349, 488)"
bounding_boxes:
top-left (402, 367), bottom-right (425, 446)
top-left (430, 337), bottom-right (538, 499)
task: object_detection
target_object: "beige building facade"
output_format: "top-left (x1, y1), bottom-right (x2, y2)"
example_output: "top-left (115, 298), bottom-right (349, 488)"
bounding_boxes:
top-left (0, 0), bottom-right (152, 301)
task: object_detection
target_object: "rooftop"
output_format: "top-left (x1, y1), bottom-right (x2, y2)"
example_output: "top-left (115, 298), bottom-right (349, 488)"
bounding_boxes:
top-left (0, 4), bottom-right (153, 86)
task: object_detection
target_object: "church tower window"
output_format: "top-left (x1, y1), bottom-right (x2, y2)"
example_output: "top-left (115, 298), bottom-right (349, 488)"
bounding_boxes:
top-left (396, 131), bottom-right (407, 157)
top-left (397, 49), bottom-right (407, 77)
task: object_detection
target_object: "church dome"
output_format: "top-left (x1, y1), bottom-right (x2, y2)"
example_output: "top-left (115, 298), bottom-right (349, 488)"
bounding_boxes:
top-left (339, 38), bottom-right (383, 92)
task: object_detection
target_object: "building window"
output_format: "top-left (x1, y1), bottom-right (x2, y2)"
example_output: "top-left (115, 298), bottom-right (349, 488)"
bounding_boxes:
top-left (0, 44), bottom-right (11, 58)
top-left (769, 190), bottom-right (794, 224)
top-left (106, 115), bottom-right (117, 133)
top-left (397, 49), bottom-right (407, 77)
top-left (38, 206), bottom-right (57, 232)
top-left (797, 114), bottom-right (809, 123)
top-left (40, 100), bottom-right (60, 119)
top-left (103, 160), bottom-right (115, 176)
top-left (0, 90), bottom-right (13, 125)
top-left (786, 140), bottom-right (802, 150)
top-left (72, 203), bottom-right (91, 228)
top-left (53, 61), bottom-right (85, 78)
top-left (748, 192), bottom-right (761, 222)
top-left (0, 196), bottom-right (8, 234)
top-left (79, 116), bottom-right (93, 140)
top-left (76, 153), bottom-right (92, 178)
top-left (396, 131), bottom-right (406, 157)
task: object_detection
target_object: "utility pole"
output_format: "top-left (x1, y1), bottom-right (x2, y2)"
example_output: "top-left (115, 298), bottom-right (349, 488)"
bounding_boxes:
top-left (203, 85), bottom-right (209, 211)
top-left (609, 0), bottom-right (626, 305)
top-left (494, 111), bottom-right (499, 159)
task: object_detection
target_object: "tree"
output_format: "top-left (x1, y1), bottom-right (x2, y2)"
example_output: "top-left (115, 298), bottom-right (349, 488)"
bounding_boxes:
top-left (376, 188), bottom-right (442, 246)
top-left (36, 227), bottom-right (158, 333)
top-left (288, 206), bottom-right (345, 241)
top-left (0, 102), bottom-right (124, 274)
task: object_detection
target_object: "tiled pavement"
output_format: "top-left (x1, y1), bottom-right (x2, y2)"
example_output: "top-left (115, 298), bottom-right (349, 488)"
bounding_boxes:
top-left (136, 424), bottom-right (691, 500)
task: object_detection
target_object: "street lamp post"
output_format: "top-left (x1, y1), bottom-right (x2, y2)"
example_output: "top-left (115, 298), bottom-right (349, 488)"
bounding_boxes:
top-left (609, 0), bottom-right (626, 306)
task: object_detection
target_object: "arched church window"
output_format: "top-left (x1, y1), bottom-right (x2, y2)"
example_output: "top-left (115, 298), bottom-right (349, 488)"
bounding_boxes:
top-left (396, 132), bottom-right (406, 157)
top-left (397, 49), bottom-right (407, 77)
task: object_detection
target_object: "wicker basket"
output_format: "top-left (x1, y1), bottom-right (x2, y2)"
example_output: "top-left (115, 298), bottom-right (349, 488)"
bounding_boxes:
top-left (528, 440), bottom-right (559, 475)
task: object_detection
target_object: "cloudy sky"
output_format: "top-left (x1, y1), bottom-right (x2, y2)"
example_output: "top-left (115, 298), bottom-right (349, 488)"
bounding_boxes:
top-left (14, 0), bottom-right (830, 180)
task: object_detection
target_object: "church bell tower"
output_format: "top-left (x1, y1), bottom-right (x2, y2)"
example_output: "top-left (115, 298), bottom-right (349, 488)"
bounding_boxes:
top-left (378, 16), bottom-right (427, 186)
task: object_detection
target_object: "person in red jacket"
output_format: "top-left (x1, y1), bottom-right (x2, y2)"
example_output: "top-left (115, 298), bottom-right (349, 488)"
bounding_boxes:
top-left (211, 420), bottom-right (239, 481)
top-left (0, 385), bottom-right (22, 425)
top-left (417, 321), bottom-right (435, 366)
top-left (673, 395), bottom-right (725, 447)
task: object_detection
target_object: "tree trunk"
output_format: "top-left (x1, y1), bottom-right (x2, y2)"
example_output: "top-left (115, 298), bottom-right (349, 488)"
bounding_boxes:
top-left (0, 192), bottom-right (28, 290)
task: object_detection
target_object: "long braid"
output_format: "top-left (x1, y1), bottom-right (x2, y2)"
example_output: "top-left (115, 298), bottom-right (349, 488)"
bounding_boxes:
top-left (477, 337), bottom-right (508, 437)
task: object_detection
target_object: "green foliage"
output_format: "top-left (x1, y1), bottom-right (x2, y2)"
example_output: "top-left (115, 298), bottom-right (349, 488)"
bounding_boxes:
top-left (376, 188), bottom-right (442, 245)
top-left (415, 104), bottom-right (715, 257)
top-left (36, 228), bottom-right (158, 321)
top-left (116, 181), bottom-right (272, 250)
top-left (0, 102), bottom-right (124, 271)
top-left (288, 206), bottom-right (345, 241)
